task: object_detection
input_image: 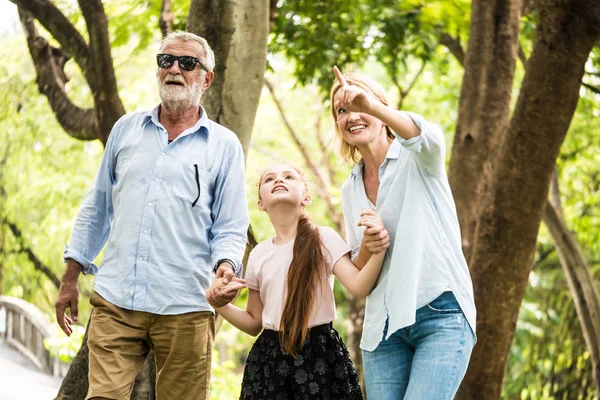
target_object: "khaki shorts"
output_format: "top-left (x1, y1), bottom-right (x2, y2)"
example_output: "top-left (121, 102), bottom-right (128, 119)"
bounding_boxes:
top-left (86, 291), bottom-right (215, 400)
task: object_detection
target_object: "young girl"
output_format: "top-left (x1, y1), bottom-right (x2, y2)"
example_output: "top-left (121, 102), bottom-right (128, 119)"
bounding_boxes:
top-left (207, 163), bottom-right (389, 400)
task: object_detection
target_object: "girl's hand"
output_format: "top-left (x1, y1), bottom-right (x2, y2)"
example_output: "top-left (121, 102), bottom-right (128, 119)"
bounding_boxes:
top-left (333, 66), bottom-right (374, 115)
top-left (358, 209), bottom-right (390, 254)
top-left (207, 277), bottom-right (246, 308)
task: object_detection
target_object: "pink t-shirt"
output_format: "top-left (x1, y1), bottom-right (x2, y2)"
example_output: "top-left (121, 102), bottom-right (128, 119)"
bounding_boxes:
top-left (245, 226), bottom-right (351, 331)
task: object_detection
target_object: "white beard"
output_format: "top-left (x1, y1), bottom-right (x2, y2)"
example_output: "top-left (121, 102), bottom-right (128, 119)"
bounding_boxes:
top-left (158, 76), bottom-right (204, 113)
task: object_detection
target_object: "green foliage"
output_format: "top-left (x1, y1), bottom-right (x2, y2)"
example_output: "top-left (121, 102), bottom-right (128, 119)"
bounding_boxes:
top-left (558, 95), bottom-right (600, 257)
top-left (503, 80), bottom-right (600, 400)
top-left (44, 324), bottom-right (87, 364)
top-left (270, 0), bottom-right (470, 92)
top-left (504, 250), bottom-right (596, 400)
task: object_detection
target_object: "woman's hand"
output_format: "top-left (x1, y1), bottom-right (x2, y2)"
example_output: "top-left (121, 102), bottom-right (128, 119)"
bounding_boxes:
top-left (333, 66), bottom-right (374, 116)
top-left (358, 208), bottom-right (390, 254)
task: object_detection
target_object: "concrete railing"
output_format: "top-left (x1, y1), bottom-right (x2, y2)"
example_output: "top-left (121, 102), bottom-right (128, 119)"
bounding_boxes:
top-left (0, 295), bottom-right (61, 376)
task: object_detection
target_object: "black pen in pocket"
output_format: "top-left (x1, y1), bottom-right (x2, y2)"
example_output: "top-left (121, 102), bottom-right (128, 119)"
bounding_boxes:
top-left (192, 164), bottom-right (201, 207)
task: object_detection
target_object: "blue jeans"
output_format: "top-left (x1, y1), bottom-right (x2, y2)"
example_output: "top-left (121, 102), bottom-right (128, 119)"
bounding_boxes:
top-left (363, 292), bottom-right (475, 400)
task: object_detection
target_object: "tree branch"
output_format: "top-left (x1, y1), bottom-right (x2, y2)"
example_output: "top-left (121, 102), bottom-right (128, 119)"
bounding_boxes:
top-left (389, 76), bottom-right (405, 110)
top-left (399, 60), bottom-right (427, 109)
top-left (159, 0), bottom-right (173, 38)
top-left (543, 195), bottom-right (600, 394)
top-left (312, 98), bottom-right (335, 187)
top-left (549, 167), bottom-right (563, 218)
top-left (78, 0), bottom-right (125, 143)
top-left (19, 10), bottom-right (99, 141)
top-left (582, 81), bottom-right (600, 95)
top-left (264, 78), bottom-right (343, 232)
top-left (534, 245), bottom-right (555, 269)
top-left (439, 32), bottom-right (465, 66)
top-left (250, 143), bottom-right (284, 162)
top-left (9, 0), bottom-right (91, 75)
top-left (4, 220), bottom-right (61, 289)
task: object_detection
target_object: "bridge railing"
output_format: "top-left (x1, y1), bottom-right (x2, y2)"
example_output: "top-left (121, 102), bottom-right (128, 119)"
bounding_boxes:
top-left (0, 295), bottom-right (62, 376)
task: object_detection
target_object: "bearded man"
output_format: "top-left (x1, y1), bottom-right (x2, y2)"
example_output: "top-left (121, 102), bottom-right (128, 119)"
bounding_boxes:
top-left (55, 31), bottom-right (249, 400)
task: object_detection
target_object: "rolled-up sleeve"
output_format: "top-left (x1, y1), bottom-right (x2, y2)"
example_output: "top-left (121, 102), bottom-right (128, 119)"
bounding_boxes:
top-left (396, 112), bottom-right (446, 177)
top-left (209, 140), bottom-right (250, 277)
top-left (64, 123), bottom-right (120, 275)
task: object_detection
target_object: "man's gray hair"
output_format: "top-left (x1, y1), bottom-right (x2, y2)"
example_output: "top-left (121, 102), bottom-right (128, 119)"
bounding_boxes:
top-left (159, 31), bottom-right (216, 72)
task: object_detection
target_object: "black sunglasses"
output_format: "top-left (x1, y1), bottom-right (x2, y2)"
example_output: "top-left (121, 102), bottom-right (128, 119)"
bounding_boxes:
top-left (156, 53), bottom-right (209, 72)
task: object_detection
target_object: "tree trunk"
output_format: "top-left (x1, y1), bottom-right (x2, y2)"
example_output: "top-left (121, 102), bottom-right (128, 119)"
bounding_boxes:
top-left (186, 0), bottom-right (269, 155)
top-left (447, 0), bottom-right (523, 261)
top-left (54, 321), bottom-right (90, 400)
top-left (130, 352), bottom-right (157, 400)
top-left (455, 1), bottom-right (600, 398)
top-left (544, 181), bottom-right (600, 397)
top-left (77, 0), bottom-right (126, 145)
top-left (346, 295), bottom-right (366, 396)
top-left (12, 0), bottom-right (126, 145)
top-left (54, 321), bottom-right (156, 400)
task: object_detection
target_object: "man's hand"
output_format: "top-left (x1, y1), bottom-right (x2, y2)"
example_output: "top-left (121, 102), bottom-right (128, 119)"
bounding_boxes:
top-left (215, 262), bottom-right (236, 285)
top-left (207, 277), bottom-right (246, 308)
top-left (55, 259), bottom-right (82, 336)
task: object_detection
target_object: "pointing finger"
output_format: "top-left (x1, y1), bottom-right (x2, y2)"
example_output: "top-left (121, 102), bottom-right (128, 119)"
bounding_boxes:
top-left (333, 66), bottom-right (348, 87)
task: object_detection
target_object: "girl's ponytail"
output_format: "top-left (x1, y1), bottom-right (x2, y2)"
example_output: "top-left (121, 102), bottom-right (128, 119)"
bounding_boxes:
top-left (279, 214), bottom-right (326, 357)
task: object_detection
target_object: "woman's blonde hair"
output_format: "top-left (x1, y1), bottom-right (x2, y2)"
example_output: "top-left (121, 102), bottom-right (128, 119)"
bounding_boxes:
top-left (329, 73), bottom-right (395, 164)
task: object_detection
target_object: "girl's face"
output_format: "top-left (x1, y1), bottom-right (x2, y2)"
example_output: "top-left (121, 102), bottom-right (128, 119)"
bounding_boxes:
top-left (333, 87), bottom-right (387, 149)
top-left (258, 165), bottom-right (311, 212)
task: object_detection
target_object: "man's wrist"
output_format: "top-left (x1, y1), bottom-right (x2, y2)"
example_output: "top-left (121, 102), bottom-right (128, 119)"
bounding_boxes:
top-left (214, 258), bottom-right (236, 274)
top-left (63, 258), bottom-right (83, 280)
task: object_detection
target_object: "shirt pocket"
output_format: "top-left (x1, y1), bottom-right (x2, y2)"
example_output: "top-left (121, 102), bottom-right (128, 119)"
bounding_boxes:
top-left (169, 162), bottom-right (210, 209)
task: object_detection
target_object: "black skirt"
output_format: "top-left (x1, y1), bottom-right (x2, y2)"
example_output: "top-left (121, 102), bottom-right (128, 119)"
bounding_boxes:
top-left (240, 323), bottom-right (363, 400)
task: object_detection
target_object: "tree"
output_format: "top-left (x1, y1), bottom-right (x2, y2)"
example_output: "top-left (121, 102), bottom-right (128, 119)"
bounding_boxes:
top-left (450, 1), bottom-right (599, 397)
top-left (6, 0), bottom-right (270, 398)
top-left (542, 172), bottom-right (600, 395)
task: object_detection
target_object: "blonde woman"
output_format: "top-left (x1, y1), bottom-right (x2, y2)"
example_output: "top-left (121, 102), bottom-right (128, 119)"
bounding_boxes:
top-left (330, 67), bottom-right (476, 400)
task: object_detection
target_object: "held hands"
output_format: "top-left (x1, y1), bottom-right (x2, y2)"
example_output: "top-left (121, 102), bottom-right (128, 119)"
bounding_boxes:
top-left (215, 262), bottom-right (237, 285)
top-left (358, 208), bottom-right (390, 254)
top-left (207, 276), bottom-right (247, 309)
top-left (333, 66), bottom-right (374, 116)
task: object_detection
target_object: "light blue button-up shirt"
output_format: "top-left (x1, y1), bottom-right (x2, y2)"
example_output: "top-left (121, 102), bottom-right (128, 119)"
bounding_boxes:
top-left (341, 112), bottom-right (476, 351)
top-left (64, 105), bottom-right (249, 315)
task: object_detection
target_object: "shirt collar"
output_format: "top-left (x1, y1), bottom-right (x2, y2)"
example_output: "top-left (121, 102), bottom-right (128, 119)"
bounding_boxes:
top-left (350, 139), bottom-right (401, 177)
top-left (141, 104), bottom-right (211, 137)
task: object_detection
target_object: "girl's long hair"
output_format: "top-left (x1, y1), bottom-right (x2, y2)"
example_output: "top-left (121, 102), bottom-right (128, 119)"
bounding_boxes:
top-left (258, 166), bottom-right (326, 357)
top-left (279, 214), bottom-right (325, 357)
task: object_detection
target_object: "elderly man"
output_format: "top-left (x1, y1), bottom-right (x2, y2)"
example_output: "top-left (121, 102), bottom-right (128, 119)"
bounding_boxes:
top-left (55, 31), bottom-right (249, 400)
